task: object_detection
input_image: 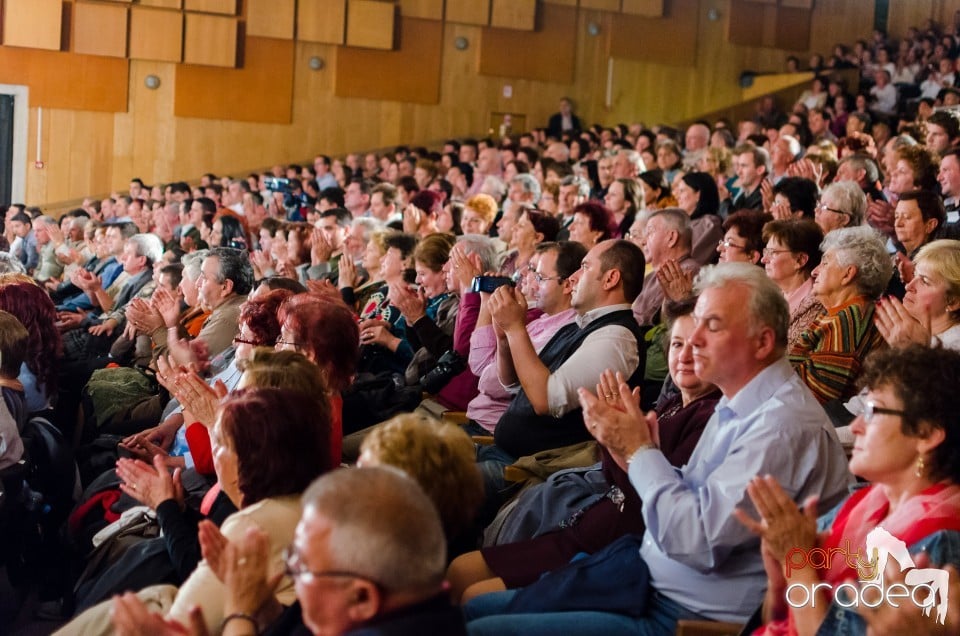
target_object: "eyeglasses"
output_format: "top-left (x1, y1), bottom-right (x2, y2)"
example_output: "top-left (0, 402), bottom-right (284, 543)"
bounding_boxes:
top-left (282, 545), bottom-right (384, 590)
top-left (717, 238), bottom-right (747, 251)
top-left (275, 336), bottom-right (304, 350)
top-left (816, 202), bottom-right (849, 215)
top-left (233, 336), bottom-right (260, 346)
top-left (862, 401), bottom-right (908, 424)
top-left (532, 272), bottom-right (565, 284)
top-left (762, 248), bottom-right (793, 257)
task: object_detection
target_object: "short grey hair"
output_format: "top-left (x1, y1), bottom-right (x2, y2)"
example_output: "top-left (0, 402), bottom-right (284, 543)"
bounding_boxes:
top-left (127, 233), bottom-right (164, 265)
top-left (456, 234), bottom-right (499, 273)
top-left (350, 217), bottom-right (382, 243)
top-left (650, 207), bottom-right (693, 250)
top-left (560, 175), bottom-right (590, 198)
top-left (0, 252), bottom-right (26, 275)
top-left (821, 181), bottom-right (866, 227)
top-left (182, 249), bottom-right (209, 281)
top-left (839, 154), bottom-right (880, 185)
top-left (694, 262), bottom-right (790, 351)
top-left (303, 466), bottom-right (445, 594)
top-left (821, 226), bottom-right (892, 300)
top-left (511, 173), bottom-right (542, 204)
top-left (618, 149), bottom-right (645, 174)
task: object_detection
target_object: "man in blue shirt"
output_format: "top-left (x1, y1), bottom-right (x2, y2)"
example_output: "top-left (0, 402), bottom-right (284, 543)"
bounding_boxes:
top-left (465, 262), bottom-right (852, 635)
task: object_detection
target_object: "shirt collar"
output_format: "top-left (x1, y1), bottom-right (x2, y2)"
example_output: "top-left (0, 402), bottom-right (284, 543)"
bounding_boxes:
top-left (714, 357), bottom-right (795, 422)
top-left (575, 303), bottom-right (631, 328)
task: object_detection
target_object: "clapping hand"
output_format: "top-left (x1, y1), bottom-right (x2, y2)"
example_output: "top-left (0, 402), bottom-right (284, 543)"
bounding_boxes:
top-left (875, 295), bottom-right (932, 348)
top-left (656, 259), bottom-right (694, 301)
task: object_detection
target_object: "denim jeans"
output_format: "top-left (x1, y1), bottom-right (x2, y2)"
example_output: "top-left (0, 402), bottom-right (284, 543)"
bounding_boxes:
top-left (464, 588), bottom-right (705, 636)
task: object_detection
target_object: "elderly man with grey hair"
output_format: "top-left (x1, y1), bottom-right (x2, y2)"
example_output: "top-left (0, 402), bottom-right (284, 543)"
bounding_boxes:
top-left (631, 208), bottom-right (700, 327)
top-left (790, 225), bottom-right (891, 405)
top-left (463, 262), bottom-right (851, 634)
top-left (32, 215), bottom-right (65, 283)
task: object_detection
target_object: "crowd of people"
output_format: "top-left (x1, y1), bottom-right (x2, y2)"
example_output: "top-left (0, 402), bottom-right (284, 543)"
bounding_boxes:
top-left (1, 19), bottom-right (960, 636)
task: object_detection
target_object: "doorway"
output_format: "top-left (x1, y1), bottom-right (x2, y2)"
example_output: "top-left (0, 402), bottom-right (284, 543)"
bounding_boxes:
top-left (0, 84), bottom-right (29, 206)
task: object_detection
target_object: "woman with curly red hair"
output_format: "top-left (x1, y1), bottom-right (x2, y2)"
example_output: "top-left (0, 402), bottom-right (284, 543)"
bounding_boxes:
top-left (0, 278), bottom-right (62, 413)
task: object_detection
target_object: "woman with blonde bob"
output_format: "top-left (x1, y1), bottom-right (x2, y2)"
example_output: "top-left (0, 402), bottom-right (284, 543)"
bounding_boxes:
top-left (875, 239), bottom-right (960, 350)
top-left (358, 413), bottom-right (484, 558)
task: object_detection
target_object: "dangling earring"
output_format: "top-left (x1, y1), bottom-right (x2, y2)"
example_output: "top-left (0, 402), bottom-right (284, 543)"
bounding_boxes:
top-left (916, 455), bottom-right (925, 479)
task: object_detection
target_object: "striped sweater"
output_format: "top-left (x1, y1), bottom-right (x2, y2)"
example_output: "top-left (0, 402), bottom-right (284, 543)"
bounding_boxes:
top-left (788, 298), bottom-right (886, 404)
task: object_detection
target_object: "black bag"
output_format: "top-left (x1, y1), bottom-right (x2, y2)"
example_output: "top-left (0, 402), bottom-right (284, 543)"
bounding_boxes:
top-left (341, 372), bottom-right (422, 434)
top-left (419, 350), bottom-right (467, 394)
top-left (74, 535), bottom-right (179, 612)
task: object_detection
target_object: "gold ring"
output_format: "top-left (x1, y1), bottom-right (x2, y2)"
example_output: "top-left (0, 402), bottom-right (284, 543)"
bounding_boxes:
top-left (237, 558), bottom-right (247, 566)
top-left (131, 484), bottom-right (137, 491)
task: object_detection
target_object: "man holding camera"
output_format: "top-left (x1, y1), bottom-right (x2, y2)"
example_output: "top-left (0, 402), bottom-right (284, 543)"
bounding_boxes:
top-left (477, 239), bottom-right (647, 499)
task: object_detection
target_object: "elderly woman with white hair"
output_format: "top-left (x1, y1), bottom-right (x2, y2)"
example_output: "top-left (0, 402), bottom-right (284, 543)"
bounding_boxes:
top-left (813, 180), bottom-right (866, 235)
top-left (789, 225), bottom-right (892, 405)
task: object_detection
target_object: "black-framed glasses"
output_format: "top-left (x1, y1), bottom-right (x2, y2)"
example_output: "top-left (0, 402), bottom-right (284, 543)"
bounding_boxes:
top-left (816, 202), bottom-right (849, 216)
top-left (275, 336), bottom-right (304, 350)
top-left (862, 401), bottom-right (908, 424)
top-left (282, 545), bottom-right (385, 590)
top-left (233, 336), bottom-right (260, 346)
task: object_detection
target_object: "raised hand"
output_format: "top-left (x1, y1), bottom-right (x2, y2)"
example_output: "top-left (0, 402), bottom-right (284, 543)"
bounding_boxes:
top-left (656, 259), bottom-right (694, 301)
top-left (875, 295), bottom-right (932, 348)
top-left (578, 370), bottom-right (649, 469)
top-left (116, 453), bottom-right (184, 510)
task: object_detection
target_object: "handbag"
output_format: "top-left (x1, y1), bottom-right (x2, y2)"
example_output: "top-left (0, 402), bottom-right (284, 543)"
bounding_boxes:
top-left (504, 534), bottom-right (650, 617)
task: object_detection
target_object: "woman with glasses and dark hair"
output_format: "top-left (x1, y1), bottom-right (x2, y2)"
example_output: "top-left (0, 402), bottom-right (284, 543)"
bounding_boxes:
top-left (737, 345), bottom-right (960, 636)
top-left (761, 219), bottom-right (825, 347)
top-left (716, 210), bottom-right (772, 265)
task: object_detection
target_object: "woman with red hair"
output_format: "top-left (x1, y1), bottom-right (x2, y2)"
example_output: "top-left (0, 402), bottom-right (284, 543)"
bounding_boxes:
top-left (0, 278), bottom-right (62, 413)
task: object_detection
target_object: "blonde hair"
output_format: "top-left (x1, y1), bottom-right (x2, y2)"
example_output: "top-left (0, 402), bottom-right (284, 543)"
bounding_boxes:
top-left (464, 194), bottom-right (498, 225)
top-left (360, 414), bottom-right (484, 540)
top-left (915, 239), bottom-right (960, 320)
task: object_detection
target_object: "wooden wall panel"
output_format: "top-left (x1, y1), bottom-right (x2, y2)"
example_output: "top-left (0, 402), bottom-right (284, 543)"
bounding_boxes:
top-left (346, 0), bottom-right (397, 49)
top-left (336, 18), bottom-right (442, 102)
top-left (611, 0), bottom-right (698, 66)
top-left (728, 0), bottom-right (773, 48)
top-left (490, 0), bottom-right (537, 30)
top-left (399, 0), bottom-right (444, 20)
top-left (780, 0), bottom-right (813, 8)
top-left (16, 0), bottom-right (896, 209)
top-left (298, 0), bottom-right (346, 44)
top-left (545, 0), bottom-right (578, 5)
top-left (580, 0), bottom-right (620, 10)
top-left (446, 0), bottom-right (490, 25)
top-left (183, 13), bottom-right (238, 67)
top-left (140, 0), bottom-right (182, 7)
top-left (175, 36), bottom-right (294, 122)
top-left (621, 0), bottom-right (663, 16)
top-left (3, 0), bottom-right (62, 50)
top-left (247, 0), bottom-right (295, 40)
top-left (0, 47), bottom-right (128, 111)
top-left (73, 2), bottom-right (129, 58)
top-left (183, 0), bottom-right (237, 14)
top-left (774, 7), bottom-right (811, 51)
top-left (480, 3), bottom-right (576, 82)
top-left (130, 8), bottom-right (183, 62)
top-left (886, 1), bottom-right (960, 39)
